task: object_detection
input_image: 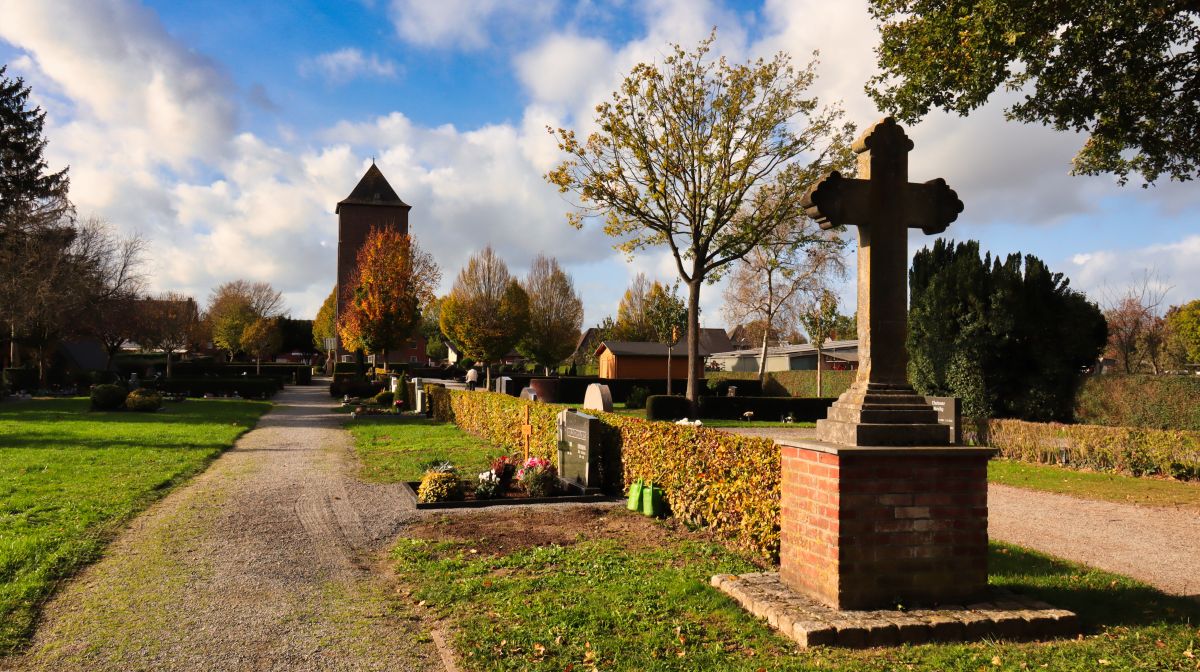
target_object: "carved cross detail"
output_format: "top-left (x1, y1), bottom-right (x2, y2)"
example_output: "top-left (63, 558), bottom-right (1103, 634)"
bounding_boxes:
top-left (800, 117), bottom-right (963, 387)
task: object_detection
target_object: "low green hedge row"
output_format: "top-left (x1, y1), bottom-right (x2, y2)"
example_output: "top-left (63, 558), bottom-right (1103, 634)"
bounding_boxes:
top-left (706, 370), bottom-right (855, 398)
top-left (981, 419), bottom-right (1200, 480)
top-left (434, 389), bottom-right (781, 558)
top-left (148, 377), bottom-right (280, 398)
top-left (643, 394), bottom-right (837, 421)
top-left (1075, 374), bottom-right (1200, 430)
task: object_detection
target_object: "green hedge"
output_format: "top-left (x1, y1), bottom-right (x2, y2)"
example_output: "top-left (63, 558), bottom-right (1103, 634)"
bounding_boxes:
top-left (149, 377), bottom-right (280, 399)
top-left (1075, 374), bottom-right (1200, 430)
top-left (697, 396), bottom-right (835, 422)
top-left (437, 390), bottom-right (781, 558)
top-left (706, 370), bottom-right (855, 398)
top-left (645, 395), bottom-right (691, 421)
top-left (981, 418), bottom-right (1200, 480)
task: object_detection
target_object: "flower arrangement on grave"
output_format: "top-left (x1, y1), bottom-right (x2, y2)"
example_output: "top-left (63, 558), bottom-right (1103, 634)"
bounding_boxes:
top-left (517, 456), bottom-right (558, 498)
top-left (474, 471), bottom-right (502, 500)
top-left (417, 463), bottom-right (463, 503)
top-left (489, 455), bottom-right (517, 489)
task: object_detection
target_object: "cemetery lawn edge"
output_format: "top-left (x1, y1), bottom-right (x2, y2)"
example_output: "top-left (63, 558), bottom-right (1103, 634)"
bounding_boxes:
top-left (988, 459), bottom-right (1200, 510)
top-left (0, 397), bottom-right (270, 653)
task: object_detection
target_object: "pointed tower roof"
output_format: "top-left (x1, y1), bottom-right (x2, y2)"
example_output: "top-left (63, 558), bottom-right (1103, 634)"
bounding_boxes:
top-left (336, 164), bottom-right (411, 213)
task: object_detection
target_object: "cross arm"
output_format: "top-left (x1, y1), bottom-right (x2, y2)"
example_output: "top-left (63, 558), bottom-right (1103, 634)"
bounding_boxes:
top-left (902, 178), bottom-right (963, 235)
top-left (799, 171), bottom-right (873, 230)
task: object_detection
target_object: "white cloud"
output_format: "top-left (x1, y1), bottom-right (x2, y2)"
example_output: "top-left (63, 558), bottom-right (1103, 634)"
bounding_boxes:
top-left (1069, 235), bottom-right (1200, 308)
top-left (303, 48), bottom-right (399, 82)
top-left (389, 0), bottom-right (557, 49)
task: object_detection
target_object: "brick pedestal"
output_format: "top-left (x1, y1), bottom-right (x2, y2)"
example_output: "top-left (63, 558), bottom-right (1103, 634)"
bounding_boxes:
top-left (780, 440), bottom-right (995, 611)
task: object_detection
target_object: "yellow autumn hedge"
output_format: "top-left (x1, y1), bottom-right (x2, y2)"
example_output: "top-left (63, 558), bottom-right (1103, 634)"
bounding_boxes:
top-left (984, 418), bottom-right (1200, 480)
top-left (437, 389), bottom-right (782, 558)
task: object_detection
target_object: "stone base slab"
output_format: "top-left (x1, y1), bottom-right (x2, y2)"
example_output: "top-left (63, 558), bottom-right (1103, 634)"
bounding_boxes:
top-left (712, 572), bottom-right (1079, 648)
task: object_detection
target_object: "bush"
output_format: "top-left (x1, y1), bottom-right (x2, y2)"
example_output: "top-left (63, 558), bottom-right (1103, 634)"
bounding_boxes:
top-left (417, 470), bottom-right (464, 502)
top-left (625, 385), bottom-right (650, 409)
top-left (125, 388), bottom-right (163, 412)
top-left (706, 377), bottom-right (763, 397)
top-left (444, 389), bottom-right (781, 557)
top-left (983, 418), bottom-right (1200, 480)
top-left (425, 384), bottom-right (454, 422)
top-left (696, 396), bottom-right (836, 422)
top-left (1076, 374), bottom-right (1200, 430)
top-left (645, 395), bottom-right (692, 421)
top-left (373, 390), bottom-right (394, 406)
top-left (3, 367), bottom-right (37, 393)
top-left (90, 384), bottom-right (128, 411)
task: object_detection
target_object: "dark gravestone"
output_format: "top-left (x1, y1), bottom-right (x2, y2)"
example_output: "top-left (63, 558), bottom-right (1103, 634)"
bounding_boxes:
top-left (924, 396), bottom-right (962, 445)
top-left (530, 378), bottom-right (560, 403)
top-left (557, 409), bottom-right (601, 492)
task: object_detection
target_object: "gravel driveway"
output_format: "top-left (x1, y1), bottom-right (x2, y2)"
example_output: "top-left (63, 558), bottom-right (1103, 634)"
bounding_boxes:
top-left (989, 484), bottom-right (1200, 598)
top-left (5, 385), bottom-right (439, 672)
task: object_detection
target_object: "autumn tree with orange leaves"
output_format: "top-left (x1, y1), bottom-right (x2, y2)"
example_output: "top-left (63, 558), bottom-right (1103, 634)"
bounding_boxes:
top-left (338, 227), bottom-right (440, 363)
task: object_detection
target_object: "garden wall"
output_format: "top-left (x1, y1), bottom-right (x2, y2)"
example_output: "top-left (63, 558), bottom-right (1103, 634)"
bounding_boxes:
top-left (973, 419), bottom-right (1200, 481)
top-left (433, 388), bottom-right (782, 558)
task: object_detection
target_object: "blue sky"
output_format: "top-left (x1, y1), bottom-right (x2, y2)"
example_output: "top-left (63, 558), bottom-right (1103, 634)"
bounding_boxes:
top-left (1, 0), bottom-right (1196, 329)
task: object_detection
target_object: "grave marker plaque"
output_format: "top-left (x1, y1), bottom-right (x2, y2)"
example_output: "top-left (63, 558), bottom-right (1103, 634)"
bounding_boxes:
top-left (924, 396), bottom-right (962, 445)
top-left (582, 383), bottom-right (613, 413)
top-left (557, 410), bottom-right (601, 492)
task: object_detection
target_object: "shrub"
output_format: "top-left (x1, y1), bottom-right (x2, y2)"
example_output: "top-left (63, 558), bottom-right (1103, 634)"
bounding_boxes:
top-left (984, 418), bottom-right (1200, 480)
top-left (645, 395), bottom-right (691, 421)
top-left (125, 388), bottom-right (163, 412)
top-left (417, 470), bottom-right (463, 502)
top-left (373, 390), bottom-right (394, 406)
top-left (425, 384), bottom-right (454, 422)
top-left (1075, 374), bottom-right (1200, 430)
top-left (706, 370), bottom-right (855, 398)
top-left (624, 385), bottom-right (650, 409)
top-left (152, 377), bottom-right (280, 399)
top-left (2, 367), bottom-right (37, 393)
top-left (696, 396), bottom-right (836, 422)
top-left (329, 379), bottom-right (385, 399)
top-left (518, 456), bottom-right (558, 497)
top-left (706, 377), bottom-right (763, 397)
top-left (90, 384), bottom-right (128, 411)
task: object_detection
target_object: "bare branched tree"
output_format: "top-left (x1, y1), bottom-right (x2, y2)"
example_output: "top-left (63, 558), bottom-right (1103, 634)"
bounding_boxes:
top-left (1103, 271), bottom-right (1171, 373)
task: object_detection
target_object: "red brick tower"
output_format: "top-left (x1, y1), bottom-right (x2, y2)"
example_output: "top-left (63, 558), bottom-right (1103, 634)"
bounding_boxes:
top-left (335, 164), bottom-right (411, 360)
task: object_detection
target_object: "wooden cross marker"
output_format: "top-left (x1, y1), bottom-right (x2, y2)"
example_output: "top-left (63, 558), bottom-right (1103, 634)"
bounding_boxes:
top-left (801, 118), bottom-right (962, 446)
top-left (521, 405), bottom-right (532, 462)
top-left (801, 117), bottom-right (962, 388)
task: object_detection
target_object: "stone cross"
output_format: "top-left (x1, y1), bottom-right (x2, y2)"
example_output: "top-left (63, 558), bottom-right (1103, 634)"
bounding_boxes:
top-left (801, 117), bottom-right (962, 388)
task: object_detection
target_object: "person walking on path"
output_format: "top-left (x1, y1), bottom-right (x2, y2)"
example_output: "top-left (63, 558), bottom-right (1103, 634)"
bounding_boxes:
top-left (465, 366), bottom-right (478, 391)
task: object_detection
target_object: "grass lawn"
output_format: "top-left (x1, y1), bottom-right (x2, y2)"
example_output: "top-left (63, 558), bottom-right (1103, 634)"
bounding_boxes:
top-left (598, 404), bottom-right (817, 428)
top-left (989, 459), bottom-right (1200, 510)
top-left (394, 511), bottom-right (1200, 671)
top-left (0, 397), bottom-right (270, 653)
top-left (347, 416), bottom-right (498, 482)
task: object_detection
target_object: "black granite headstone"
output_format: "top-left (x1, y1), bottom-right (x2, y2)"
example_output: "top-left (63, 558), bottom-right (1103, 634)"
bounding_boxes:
top-left (557, 410), bottom-right (601, 491)
top-left (924, 396), bottom-right (962, 445)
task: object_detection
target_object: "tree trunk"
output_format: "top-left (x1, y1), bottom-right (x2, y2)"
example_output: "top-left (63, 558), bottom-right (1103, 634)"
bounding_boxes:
top-left (815, 344), bottom-right (824, 397)
top-left (667, 345), bottom-right (672, 396)
top-left (256, 354), bottom-right (261, 375)
top-left (485, 362), bottom-right (492, 391)
top-left (757, 329), bottom-right (769, 386)
top-left (9, 323), bottom-right (17, 367)
top-left (166, 350), bottom-right (173, 379)
top-left (685, 280), bottom-right (701, 408)
top-left (37, 345), bottom-right (46, 388)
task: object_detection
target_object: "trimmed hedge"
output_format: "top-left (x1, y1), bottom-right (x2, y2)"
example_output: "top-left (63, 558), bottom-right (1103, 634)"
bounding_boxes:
top-left (1076, 374), bottom-right (1200, 430)
top-left (125, 388), bottom-right (163, 412)
top-left (697, 396), bottom-right (836, 422)
top-left (3, 368), bottom-right (37, 393)
top-left (645, 395), bottom-right (691, 421)
top-left (150, 377), bottom-right (280, 398)
top-left (330, 379), bottom-right (385, 398)
top-left (438, 390), bottom-right (781, 558)
top-left (982, 418), bottom-right (1200, 480)
top-left (706, 370), bottom-right (855, 398)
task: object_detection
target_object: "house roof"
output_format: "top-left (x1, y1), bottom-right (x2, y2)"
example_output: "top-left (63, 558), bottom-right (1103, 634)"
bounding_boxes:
top-left (336, 164), bottom-right (411, 213)
top-left (595, 329), bottom-right (734, 358)
top-left (709, 339), bottom-right (859, 358)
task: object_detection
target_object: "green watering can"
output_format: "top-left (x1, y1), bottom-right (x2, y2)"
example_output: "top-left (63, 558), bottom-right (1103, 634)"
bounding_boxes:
top-left (626, 479), bottom-right (644, 511)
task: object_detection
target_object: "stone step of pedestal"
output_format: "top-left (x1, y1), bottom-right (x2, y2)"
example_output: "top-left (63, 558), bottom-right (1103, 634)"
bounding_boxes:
top-left (816, 419), bottom-right (951, 447)
top-left (825, 403), bottom-right (940, 425)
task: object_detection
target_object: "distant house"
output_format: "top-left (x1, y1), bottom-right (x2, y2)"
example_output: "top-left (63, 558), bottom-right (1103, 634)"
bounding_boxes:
top-left (593, 329), bottom-right (734, 379)
top-left (707, 339), bottom-right (859, 373)
top-left (445, 340), bottom-right (522, 367)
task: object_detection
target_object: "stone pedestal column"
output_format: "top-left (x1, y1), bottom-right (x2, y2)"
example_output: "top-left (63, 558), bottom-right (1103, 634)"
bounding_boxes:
top-left (780, 441), bottom-right (995, 610)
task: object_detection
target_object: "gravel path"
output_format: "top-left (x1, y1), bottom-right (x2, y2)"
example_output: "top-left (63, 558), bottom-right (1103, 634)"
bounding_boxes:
top-left (989, 484), bottom-right (1200, 598)
top-left (5, 386), bottom-right (439, 672)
